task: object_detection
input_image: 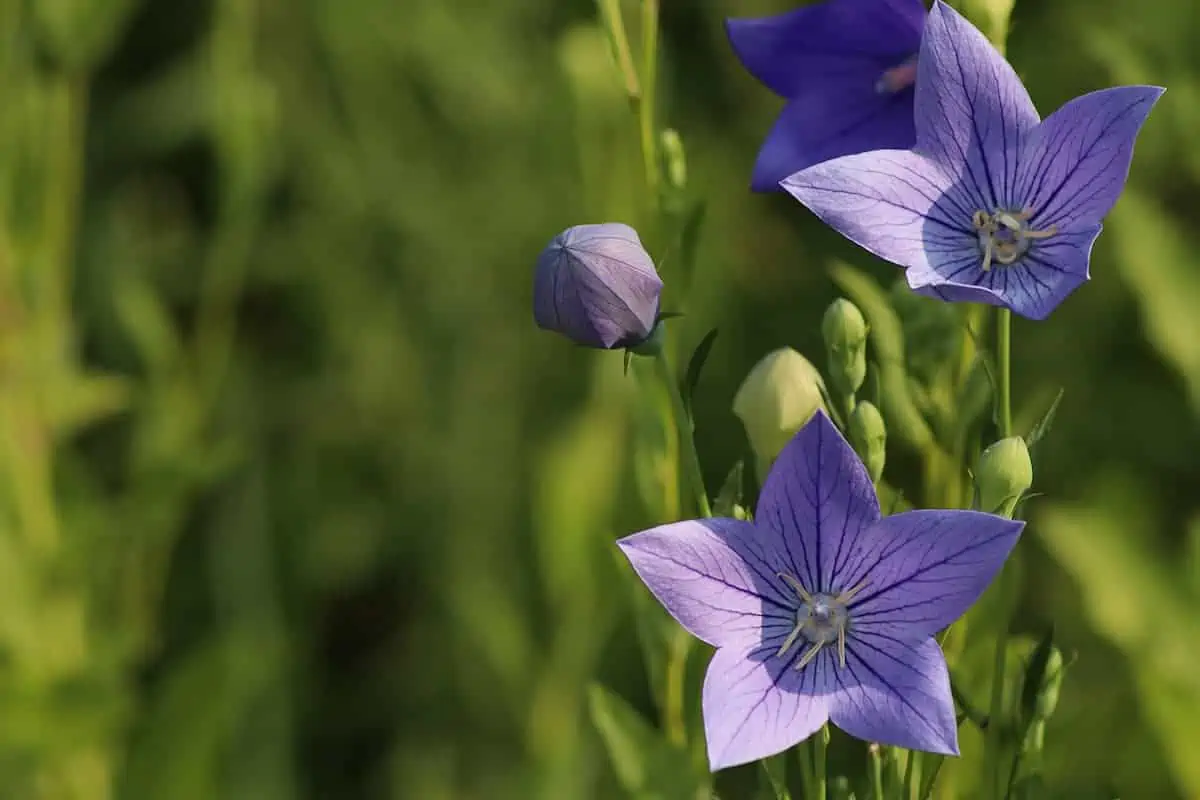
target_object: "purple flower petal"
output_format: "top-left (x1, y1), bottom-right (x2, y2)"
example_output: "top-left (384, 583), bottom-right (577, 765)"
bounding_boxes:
top-left (752, 85), bottom-right (918, 191)
top-left (830, 634), bottom-right (958, 754)
top-left (908, 225), bottom-right (1100, 320)
top-left (755, 411), bottom-right (880, 593)
top-left (728, 0), bottom-right (924, 189)
top-left (914, 1), bottom-right (1039, 210)
top-left (617, 519), bottom-right (795, 648)
top-left (782, 149), bottom-right (972, 270)
top-left (1016, 86), bottom-right (1165, 232)
top-left (726, 0), bottom-right (923, 98)
top-left (837, 510), bottom-right (1024, 636)
top-left (533, 223), bottom-right (662, 349)
top-left (703, 642), bottom-right (835, 770)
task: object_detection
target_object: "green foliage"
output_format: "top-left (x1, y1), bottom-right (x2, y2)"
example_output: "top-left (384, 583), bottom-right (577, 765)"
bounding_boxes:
top-left (0, 0), bottom-right (1197, 797)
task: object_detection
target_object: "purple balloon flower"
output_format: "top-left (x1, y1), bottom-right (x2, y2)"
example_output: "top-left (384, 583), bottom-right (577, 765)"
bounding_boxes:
top-left (618, 412), bottom-right (1023, 769)
top-left (533, 223), bottom-right (663, 349)
top-left (782, 1), bottom-right (1164, 320)
top-left (726, 0), bottom-right (926, 192)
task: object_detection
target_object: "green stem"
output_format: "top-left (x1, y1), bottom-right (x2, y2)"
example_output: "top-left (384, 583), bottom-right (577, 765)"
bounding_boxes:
top-left (902, 751), bottom-right (922, 800)
top-left (594, 0), bottom-right (641, 102)
top-left (869, 745), bottom-right (884, 800)
top-left (654, 349), bottom-right (711, 517)
top-left (813, 727), bottom-right (828, 800)
top-left (797, 740), bottom-right (816, 799)
top-left (985, 305), bottom-right (1015, 797)
top-left (996, 307), bottom-right (1012, 438)
top-left (663, 626), bottom-right (690, 747)
top-left (639, 0), bottom-right (659, 201)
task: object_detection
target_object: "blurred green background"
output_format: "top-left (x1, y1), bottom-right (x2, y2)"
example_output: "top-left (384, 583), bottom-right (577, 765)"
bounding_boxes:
top-left (1, 0), bottom-right (1198, 797)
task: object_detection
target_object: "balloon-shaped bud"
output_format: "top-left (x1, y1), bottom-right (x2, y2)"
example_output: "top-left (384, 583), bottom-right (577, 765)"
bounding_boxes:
top-left (821, 298), bottom-right (868, 397)
top-left (733, 348), bottom-right (826, 474)
top-left (974, 436), bottom-right (1033, 517)
top-left (533, 223), bottom-right (663, 349)
top-left (849, 400), bottom-right (887, 483)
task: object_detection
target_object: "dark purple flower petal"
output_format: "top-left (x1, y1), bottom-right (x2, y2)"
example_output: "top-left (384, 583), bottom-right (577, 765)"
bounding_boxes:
top-left (913, 1), bottom-right (1039, 210)
top-left (752, 83), bottom-right (918, 191)
top-left (703, 641), bottom-right (835, 769)
top-left (1016, 86), bottom-right (1165, 231)
top-left (728, 0), bottom-right (924, 189)
top-left (617, 519), bottom-right (795, 648)
top-left (533, 223), bottom-right (662, 349)
top-left (755, 411), bottom-right (880, 594)
top-left (726, 0), bottom-right (923, 98)
top-left (908, 225), bottom-right (1100, 320)
top-left (830, 635), bottom-right (958, 754)
top-left (782, 149), bottom-right (975, 270)
top-left (836, 509), bottom-right (1024, 636)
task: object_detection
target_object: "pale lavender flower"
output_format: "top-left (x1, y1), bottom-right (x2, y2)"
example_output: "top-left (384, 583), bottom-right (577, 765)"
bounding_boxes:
top-left (533, 223), bottom-right (662, 349)
top-left (618, 411), bottom-right (1023, 769)
top-left (782, 1), bottom-right (1163, 319)
top-left (726, 0), bottom-right (926, 191)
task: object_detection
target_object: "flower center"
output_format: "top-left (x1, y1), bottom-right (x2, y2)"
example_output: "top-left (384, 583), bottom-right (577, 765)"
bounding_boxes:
top-left (775, 573), bottom-right (868, 671)
top-left (875, 54), bottom-right (918, 94)
top-left (971, 208), bottom-right (1058, 271)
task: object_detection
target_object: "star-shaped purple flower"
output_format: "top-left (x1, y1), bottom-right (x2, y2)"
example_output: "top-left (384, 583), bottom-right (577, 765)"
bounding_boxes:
top-left (618, 412), bottom-right (1023, 769)
top-left (781, 1), bottom-right (1163, 320)
top-left (726, 0), bottom-right (926, 192)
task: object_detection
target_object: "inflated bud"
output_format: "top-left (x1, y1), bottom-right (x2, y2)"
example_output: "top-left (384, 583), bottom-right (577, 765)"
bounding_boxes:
top-left (849, 401), bottom-right (887, 483)
top-left (821, 299), bottom-right (868, 397)
top-left (733, 348), bottom-right (825, 474)
top-left (974, 436), bottom-right (1032, 517)
top-left (533, 223), bottom-right (662, 349)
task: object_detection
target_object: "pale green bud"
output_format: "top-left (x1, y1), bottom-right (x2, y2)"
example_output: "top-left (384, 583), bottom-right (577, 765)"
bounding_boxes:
top-left (821, 299), bottom-right (868, 397)
top-left (849, 401), bottom-right (887, 484)
top-left (974, 436), bottom-right (1033, 517)
top-left (660, 129), bottom-right (688, 191)
top-left (959, 0), bottom-right (1016, 47)
top-left (733, 348), bottom-right (826, 473)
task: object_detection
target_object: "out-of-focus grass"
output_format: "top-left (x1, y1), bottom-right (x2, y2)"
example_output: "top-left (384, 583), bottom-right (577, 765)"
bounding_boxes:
top-left (0, 0), bottom-right (1196, 797)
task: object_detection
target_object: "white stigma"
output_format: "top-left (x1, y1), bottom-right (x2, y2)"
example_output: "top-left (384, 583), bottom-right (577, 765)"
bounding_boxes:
top-left (972, 208), bottom-right (1057, 272)
top-left (775, 573), bottom-right (868, 670)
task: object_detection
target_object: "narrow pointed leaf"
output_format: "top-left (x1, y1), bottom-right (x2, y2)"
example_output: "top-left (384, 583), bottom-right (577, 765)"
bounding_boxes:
top-left (683, 328), bottom-right (719, 411)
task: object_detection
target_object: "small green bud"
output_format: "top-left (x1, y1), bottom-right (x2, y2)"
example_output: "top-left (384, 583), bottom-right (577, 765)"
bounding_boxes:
top-left (660, 128), bottom-right (688, 191)
top-left (822, 299), bottom-right (869, 397)
top-left (732, 504), bottom-right (751, 521)
top-left (1022, 645), bottom-right (1064, 724)
top-left (733, 348), bottom-right (826, 474)
top-left (974, 436), bottom-right (1032, 517)
top-left (849, 400), bottom-right (887, 484)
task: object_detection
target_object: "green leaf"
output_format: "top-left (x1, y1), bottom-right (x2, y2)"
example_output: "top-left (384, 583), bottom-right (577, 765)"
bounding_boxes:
top-left (713, 460), bottom-right (744, 518)
top-left (588, 683), bottom-right (708, 800)
top-left (1023, 388), bottom-right (1064, 453)
top-left (759, 753), bottom-right (792, 800)
top-left (682, 328), bottom-right (719, 412)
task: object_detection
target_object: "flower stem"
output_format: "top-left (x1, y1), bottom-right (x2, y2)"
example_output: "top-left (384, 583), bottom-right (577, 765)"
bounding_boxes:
top-left (663, 626), bottom-right (690, 747)
top-left (639, 0), bottom-right (660, 201)
top-left (996, 307), bottom-right (1012, 438)
top-left (653, 348), bottom-right (711, 518)
top-left (869, 745), bottom-right (884, 800)
top-left (902, 750), bottom-right (922, 800)
top-left (813, 726), bottom-right (828, 800)
top-left (986, 305), bottom-right (1015, 797)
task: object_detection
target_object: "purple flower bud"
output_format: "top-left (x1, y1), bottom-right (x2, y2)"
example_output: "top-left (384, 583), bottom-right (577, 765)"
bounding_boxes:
top-left (533, 223), bottom-right (663, 349)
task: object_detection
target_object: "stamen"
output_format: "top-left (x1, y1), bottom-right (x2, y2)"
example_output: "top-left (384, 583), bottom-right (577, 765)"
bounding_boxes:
top-left (795, 641), bottom-right (824, 671)
top-left (835, 579), bottom-right (869, 604)
top-left (971, 208), bottom-right (1058, 271)
top-left (778, 572), bottom-right (815, 605)
top-left (838, 627), bottom-right (846, 669)
top-left (776, 621), bottom-right (805, 658)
